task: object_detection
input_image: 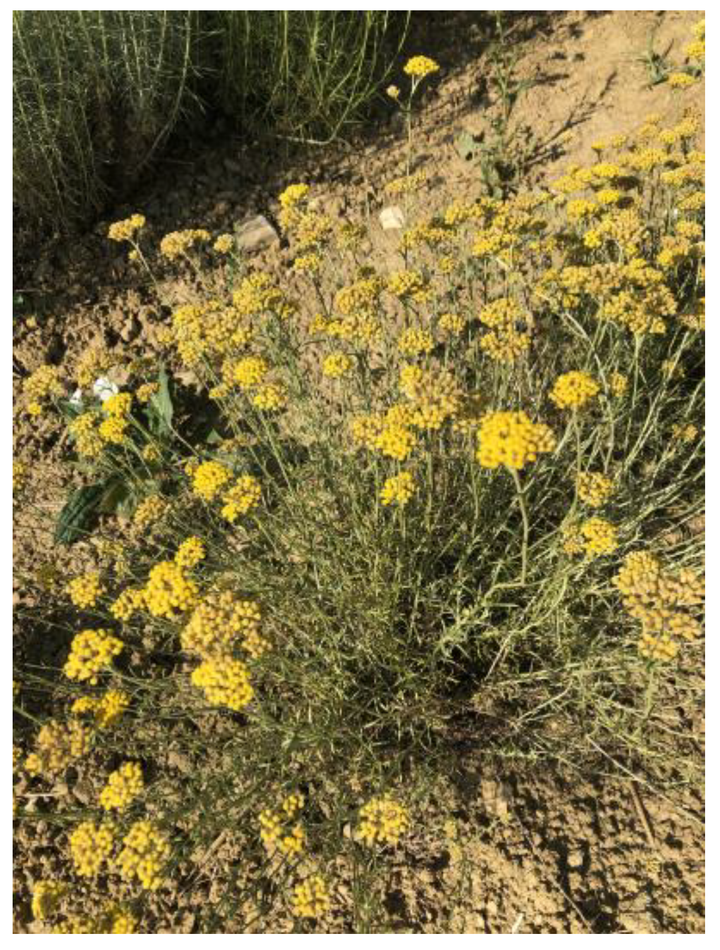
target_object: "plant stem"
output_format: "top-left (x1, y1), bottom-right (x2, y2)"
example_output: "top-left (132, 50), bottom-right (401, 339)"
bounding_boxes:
top-left (510, 467), bottom-right (530, 585)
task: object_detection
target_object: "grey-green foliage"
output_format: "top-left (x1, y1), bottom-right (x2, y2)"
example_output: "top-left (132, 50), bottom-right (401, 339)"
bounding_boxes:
top-left (13, 10), bottom-right (202, 228)
top-left (216, 11), bottom-right (405, 143)
top-left (13, 10), bottom-right (406, 234)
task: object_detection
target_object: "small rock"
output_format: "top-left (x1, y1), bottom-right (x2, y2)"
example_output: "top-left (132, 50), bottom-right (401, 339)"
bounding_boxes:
top-left (567, 848), bottom-right (584, 869)
top-left (379, 206), bottom-right (405, 230)
top-left (235, 215), bottom-right (279, 253)
top-left (480, 777), bottom-right (512, 821)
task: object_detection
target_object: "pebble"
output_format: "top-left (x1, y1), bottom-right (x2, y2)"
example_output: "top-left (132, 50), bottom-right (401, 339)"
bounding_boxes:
top-left (235, 215), bottom-right (279, 252)
top-left (379, 206), bottom-right (405, 230)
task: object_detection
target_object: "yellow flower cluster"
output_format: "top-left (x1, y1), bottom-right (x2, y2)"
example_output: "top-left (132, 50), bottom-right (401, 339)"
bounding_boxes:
top-left (136, 381), bottom-right (159, 403)
top-left (259, 794), bottom-right (306, 856)
top-left (398, 327), bottom-right (434, 357)
top-left (160, 229), bottom-right (210, 260)
top-left (671, 423), bottom-right (698, 443)
top-left (335, 275), bottom-right (385, 317)
top-left (32, 881), bottom-right (66, 921)
top-left (549, 371), bottom-right (600, 410)
top-left (191, 657), bottom-right (254, 711)
top-left (133, 495), bottom-right (167, 529)
top-left (380, 471), bottom-right (416, 506)
top-left (230, 356), bottom-right (269, 390)
top-left (609, 372), bottom-right (628, 396)
top-left (142, 561), bottom-right (199, 619)
top-left (402, 218), bottom-right (453, 251)
top-left (476, 411), bottom-right (556, 470)
top-left (99, 761), bottom-right (144, 811)
top-left (322, 352), bottom-right (354, 378)
top-left (70, 820), bottom-right (116, 876)
top-left (279, 183), bottom-right (310, 209)
top-left (68, 411), bottom-right (105, 457)
top-left (52, 905), bottom-right (137, 935)
top-left (479, 297), bottom-right (532, 363)
top-left (64, 629), bottom-right (123, 684)
top-left (252, 382), bottom-right (287, 411)
top-left (579, 517), bottom-right (618, 557)
top-left (399, 365), bottom-right (463, 430)
top-left (108, 214), bottom-right (145, 242)
top-left (386, 269), bottom-right (432, 303)
top-left (291, 876), bottom-right (331, 919)
top-left (221, 475), bottom-right (262, 522)
top-left (403, 55), bottom-right (440, 79)
top-left (23, 364), bottom-right (64, 414)
top-left (175, 536), bottom-right (206, 570)
top-left (576, 472), bottom-right (614, 507)
top-left (668, 72), bottom-right (696, 89)
top-left (171, 299), bottom-right (253, 365)
top-left (356, 795), bottom-right (410, 846)
top-left (192, 460), bottom-right (233, 500)
top-left (24, 720), bottom-right (92, 776)
top-left (103, 392), bottom-right (133, 418)
top-left (71, 689), bottom-right (130, 728)
top-left (110, 587), bottom-right (146, 622)
top-left (66, 572), bottom-right (104, 609)
top-left (613, 551), bottom-right (704, 660)
top-left (233, 272), bottom-right (295, 318)
top-left (181, 592), bottom-right (267, 659)
top-left (116, 820), bottom-right (170, 890)
top-left (214, 233), bottom-right (234, 253)
top-left (385, 170), bottom-right (427, 195)
top-left (437, 312), bottom-right (466, 335)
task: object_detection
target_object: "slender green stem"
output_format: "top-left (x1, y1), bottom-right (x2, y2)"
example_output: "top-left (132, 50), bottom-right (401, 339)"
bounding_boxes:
top-left (510, 467), bottom-right (530, 585)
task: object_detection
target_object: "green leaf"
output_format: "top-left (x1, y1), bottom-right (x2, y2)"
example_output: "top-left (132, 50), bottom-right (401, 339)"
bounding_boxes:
top-left (54, 482), bottom-right (107, 545)
top-left (149, 365), bottom-right (174, 435)
top-left (455, 130), bottom-right (479, 161)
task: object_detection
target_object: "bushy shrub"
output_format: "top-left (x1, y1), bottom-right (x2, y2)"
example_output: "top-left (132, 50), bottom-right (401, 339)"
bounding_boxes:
top-left (14, 60), bottom-right (704, 933)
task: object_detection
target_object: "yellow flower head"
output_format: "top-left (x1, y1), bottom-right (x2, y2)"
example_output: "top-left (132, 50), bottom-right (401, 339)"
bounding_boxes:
top-left (403, 55), bottom-right (440, 79)
top-left (160, 229), bottom-right (210, 260)
top-left (142, 561), bottom-right (199, 619)
top-left (380, 471), bottom-right (416, 506)
top-left (279, 183), bottom-right (310, 209)
top-left (476, 411), bottom-right (556, 470)
top-left (116, 821), bottom-right (170, 890)
top-left (66, 572), bottom-right (105, 609)
top-left (99, 761), bottom-right (144, 811)
top-left (108, 214), bottom-right (145, 243)
top-left (191, 657), bottom-right (255, 710)
top-left (576, 472), bottom-right (614, 508)
top-left (181, 591), bottom-right (266, 659)
top-left (356, 795), bottom-right (410, 846)
top-left (192, 460), bottom-right (233, 501)
top-left (322, 352), bottom-right (354, 379)
top-left (64, 629), bottom-right (123, 684)
top-left (580, 517), bottom-right (618, 557)
top-left (214, 233), bottom-right (234, 253)
top-left (291, 876), bottom-right (331, 919)
top-left (175, 536), bottom-right (206, 570)
top-left (70, 821), bottom-right (115, 877)
top-left (549, 371), bottom-right (600, 410)
top-left (221, 475), bottom-right (262, 522)
top-left (24, 720), bottom-right (92, 777)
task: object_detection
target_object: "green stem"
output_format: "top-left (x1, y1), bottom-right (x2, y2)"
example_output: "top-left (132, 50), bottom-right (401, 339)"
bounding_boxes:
top-left (510, 467), bottom-right (530, 585)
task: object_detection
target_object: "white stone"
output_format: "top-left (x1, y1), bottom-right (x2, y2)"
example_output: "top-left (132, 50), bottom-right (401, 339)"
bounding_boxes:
top-left (235, 215), bottom-right (279, 252)
top-left (379, 206), bottom-right (406, 230)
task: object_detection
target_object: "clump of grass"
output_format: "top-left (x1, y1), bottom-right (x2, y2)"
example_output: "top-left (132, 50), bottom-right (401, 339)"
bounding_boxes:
top-left (13, 60), bottom-right (705, 934)
top-left (13, 11), bottom-right (408, 238)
